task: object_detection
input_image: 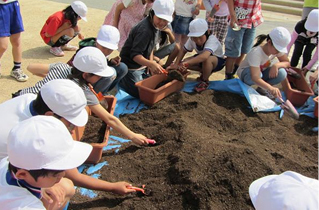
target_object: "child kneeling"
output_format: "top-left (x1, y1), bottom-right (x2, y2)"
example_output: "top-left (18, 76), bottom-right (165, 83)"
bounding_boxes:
top-left (168, 18), bottom-right (225, 93)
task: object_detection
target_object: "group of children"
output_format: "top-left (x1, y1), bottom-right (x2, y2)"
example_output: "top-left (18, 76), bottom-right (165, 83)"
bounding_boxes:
top-left (0, 0), bottom-right (318, 208)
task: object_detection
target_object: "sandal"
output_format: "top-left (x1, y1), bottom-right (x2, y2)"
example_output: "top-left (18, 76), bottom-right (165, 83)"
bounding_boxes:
top-left (194, 81), bottom-right (209, 93)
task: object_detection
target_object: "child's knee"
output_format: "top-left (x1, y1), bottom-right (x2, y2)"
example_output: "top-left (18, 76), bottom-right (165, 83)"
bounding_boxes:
top-left (65, 28), bottom-right (76, 38)
top-left (73, 25), bottom-right (81, 33)
top-left (277, 68), bottom-right (288, 81)
top-left (60, 178), bottom-right (76, 198)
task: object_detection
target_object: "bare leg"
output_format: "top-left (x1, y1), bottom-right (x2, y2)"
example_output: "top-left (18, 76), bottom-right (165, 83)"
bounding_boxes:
top-left (164, 43), bottom-right (180, 68)
top-left (202, 56), bottom-right (218, 81)
top-left (10, 33), bottom-right (22, 63)
top-left (0, 36), bottom-right (9, 75)
top-left (27, 63), bottom-right (50, 77)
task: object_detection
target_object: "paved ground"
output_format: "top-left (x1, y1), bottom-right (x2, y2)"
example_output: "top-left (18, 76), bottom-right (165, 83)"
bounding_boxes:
top-left (0, 0), bottom-right (301, 103)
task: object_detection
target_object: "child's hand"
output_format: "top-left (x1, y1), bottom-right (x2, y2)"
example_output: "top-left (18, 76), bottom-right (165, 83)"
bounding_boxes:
top-left (130, 133), bottom-right (150, 145)
top-left (269, 86), bottom-right (282, 98)
top-left (192, 7), bottom-right (200, 16)
top-left (269, 66), bottom-right (279, 78)
top-left (78, 33), bottom-right (84, 40)
top-left (149, 61), bottom-right (165, 75)
top-left (41, 185), bottom-right (66, 208)
top-left (207, 17), bottom-right (215, 23)
top-left (309, 71), bottom-right (318, 85)
top-left (166, 62), bottom-right (179, 70)
top-left (110, 56), bottom-right (121, 66)
top-left (110, 182), bottom-right (136, 195)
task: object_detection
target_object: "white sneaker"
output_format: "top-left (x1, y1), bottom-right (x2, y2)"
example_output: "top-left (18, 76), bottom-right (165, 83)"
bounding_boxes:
top-left (10, 68), bottom-right (29, 82)
top-left (50, 47), bottom-right (64, 57)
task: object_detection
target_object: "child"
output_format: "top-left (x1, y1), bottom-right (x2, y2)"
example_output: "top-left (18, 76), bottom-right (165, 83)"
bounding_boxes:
top-left (40, 1), bottom-right (87, 57)
top-left (29, 25), bottom-right (128, 95)
top-left (249, 171), bottom-right (319, 210)
top-left (153, 25), bottom-right (180, 68)
top-left (224, 0), bottom-right (263, 79)
top-left (287, 9), bottom-right (318, 74)
top-left (0, 80), bottom-right (137, 202)
top-left (16, 47), bottom-right (150, 146)
top-left (171, 0), bottom-right (202, 48)
top-left (119, 0), bottom-right (174, 98)
top-left (103, 0), bottom-right (154, 50)
top-left (168, 19), bottom-right (225, 93)
top-left (0, 0), bottom-right (28, 82)
top-left (0, 116), bottom-right (93, 209)
top-left (202, 0), bottom-right (229, 46)
top-left (236, 27), bottom-right (291, 99)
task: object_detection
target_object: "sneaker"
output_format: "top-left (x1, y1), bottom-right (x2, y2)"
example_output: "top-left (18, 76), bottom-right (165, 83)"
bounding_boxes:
top-left (61, 44), bottom-right (78, 51)
top-left (10, 68), bottom-right (29, 82)
top-left (50, 47), bottom-right (64, 57)
top-left (194, 81), bottom-right (209, 93)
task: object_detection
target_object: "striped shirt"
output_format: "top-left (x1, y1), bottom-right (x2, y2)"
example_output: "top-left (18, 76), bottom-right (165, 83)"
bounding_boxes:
top-left (19, 63), bottom-right (99, 106)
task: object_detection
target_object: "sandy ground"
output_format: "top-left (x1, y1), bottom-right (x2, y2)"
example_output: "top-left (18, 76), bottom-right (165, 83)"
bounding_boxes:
top-left (0, 0), bottom-right (301, 103)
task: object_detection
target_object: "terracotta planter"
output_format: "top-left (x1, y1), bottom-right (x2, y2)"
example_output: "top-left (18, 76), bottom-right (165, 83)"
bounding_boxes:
top-left (135, 73), bottom-right (188, 106)
top-left (72, 96), bottom-right (117, 164)
top-left (281, 67), bottom-right (314, 107)
top-left (314, 97), bottom-right (318, 118)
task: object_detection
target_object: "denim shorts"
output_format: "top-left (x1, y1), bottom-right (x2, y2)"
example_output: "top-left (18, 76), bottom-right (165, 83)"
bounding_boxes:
top-left (171, 15), bottom-right (193, 35)
top-left (225, 26), bottom-right (256, 57)
top-left (0, 1), bottom-right (24, 37)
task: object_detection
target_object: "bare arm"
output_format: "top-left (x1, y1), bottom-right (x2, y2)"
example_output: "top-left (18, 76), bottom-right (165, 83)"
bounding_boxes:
top-left (113, 3), bottom-right (125, 28)
top-left (227, 0), bottom-right (237, 27)
top-left (89, 104), bottom-right (149, 145)
top-left (133, 54), bottom-right (164, 74)
top-left (183, 51), bottom-right (211, 66)
top-left (65, 168), bottom-right (135, 195)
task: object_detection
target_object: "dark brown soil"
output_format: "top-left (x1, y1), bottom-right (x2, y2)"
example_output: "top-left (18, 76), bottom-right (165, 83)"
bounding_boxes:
top-left (69, 90), bottom-right (318, 210)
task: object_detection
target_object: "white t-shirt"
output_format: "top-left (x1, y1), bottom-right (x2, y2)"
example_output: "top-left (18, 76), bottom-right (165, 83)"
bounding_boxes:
top-left (0, 94), bottom-right (36, 160)
top-left (236, 46), bottom-right (284, 78)
top-left (184, 34), bottom-right (224, 57)
top-left (0, 158), bottom-right (45, 209)
top-left (175, 0), bottom-right (199, 17)
top-left (0, 0), bottom-right (17, 4)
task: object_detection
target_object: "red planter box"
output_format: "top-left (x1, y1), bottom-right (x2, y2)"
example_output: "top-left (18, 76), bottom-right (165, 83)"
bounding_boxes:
top-left (135, 73), bottom-right (188, 106)
top-left (72, 96), bottom-right (117, 164)
top-left (314, 97), bottom-right (318, 118)
top-left (281, 67), bottom-right (314, 107)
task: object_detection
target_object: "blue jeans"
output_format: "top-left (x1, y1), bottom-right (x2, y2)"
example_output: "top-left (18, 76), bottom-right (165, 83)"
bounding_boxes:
top-left (119, 68), bottom-right (150, 98)
top-left (93, 62), bottom-right (128, 95)
top-left (225, 26), bottom-right (256, 57)
top-left (240, 67), bottom-right (287, 86)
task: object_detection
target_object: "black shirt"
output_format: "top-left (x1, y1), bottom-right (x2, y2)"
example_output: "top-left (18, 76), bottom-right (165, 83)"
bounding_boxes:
top-left (120, 16), bottom-right (159, 69)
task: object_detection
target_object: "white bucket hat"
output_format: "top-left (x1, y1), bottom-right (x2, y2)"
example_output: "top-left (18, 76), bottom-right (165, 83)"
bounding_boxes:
top-left (97, 25), bottom-right (120, 50)
top-left (73, 46), bottom-right (115, 77)
top-left (7, 116), bottom-right (93, 170)
top-left (152, 0), bottom-right (174, 22)
top-left (305, 9), bottom-right (319, 32)
top-left (40, 79), bottom-right (88, 127)
top-left (71, 1), bottom-right (88, 22)
top-left (269, 27), bottom-right (291, 53)
top-left (188, 18), bottom-right (208, 37)
top-left (249, 171), bottom-right (319, 210)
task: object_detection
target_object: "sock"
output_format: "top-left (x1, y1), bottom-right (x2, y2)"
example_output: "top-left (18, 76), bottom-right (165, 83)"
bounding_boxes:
top-left (225, 73), bottom-right (234, 80)
top-left (12, 62), bottom-right (21, 70)
top-left (232, 64), bottom-right (239, 74)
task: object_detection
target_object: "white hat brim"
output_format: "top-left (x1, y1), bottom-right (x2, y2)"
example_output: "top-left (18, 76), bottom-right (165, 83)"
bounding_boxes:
top-left (96, 40), bottom-right (118, 50)
top-left (95, 66), bottom-right (115, 78)
top-left (43, 141), bottom-right (93, 170)
top-left (64, 108), bottom-right (88, 127)
top-left (249, 175), bottom-right (277, 207)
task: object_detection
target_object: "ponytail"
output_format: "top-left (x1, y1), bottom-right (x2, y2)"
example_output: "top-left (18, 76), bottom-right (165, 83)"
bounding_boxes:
top-left (253, 34), bottom-right (270, 47)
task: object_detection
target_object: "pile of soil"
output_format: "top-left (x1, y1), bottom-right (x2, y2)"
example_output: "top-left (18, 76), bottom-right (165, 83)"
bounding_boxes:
top-left (70, 90), bottom-right (318, 210)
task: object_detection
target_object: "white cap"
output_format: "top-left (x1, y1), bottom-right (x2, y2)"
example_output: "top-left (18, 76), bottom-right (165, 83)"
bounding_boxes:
top-left (269, 27), bottom-right (291, 53)
top-left (73, 46), bottom-right (115, 77)
top-left (97, 25), bottom-right (120, 50)
top-left (305, 9), bottom-right (319, 32)
top-left (7, 116), bottom-right (93, 170)
top-left (71, 1), bottom-right (88, 22)
top-left (188, 18), bottom-right (208, 37)
top-left (152, 0), bottom-right (174, 22)
top-left (40, 79), bottom-right (88, 127)
top-left (249, 171), bottom-right (319, 210)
